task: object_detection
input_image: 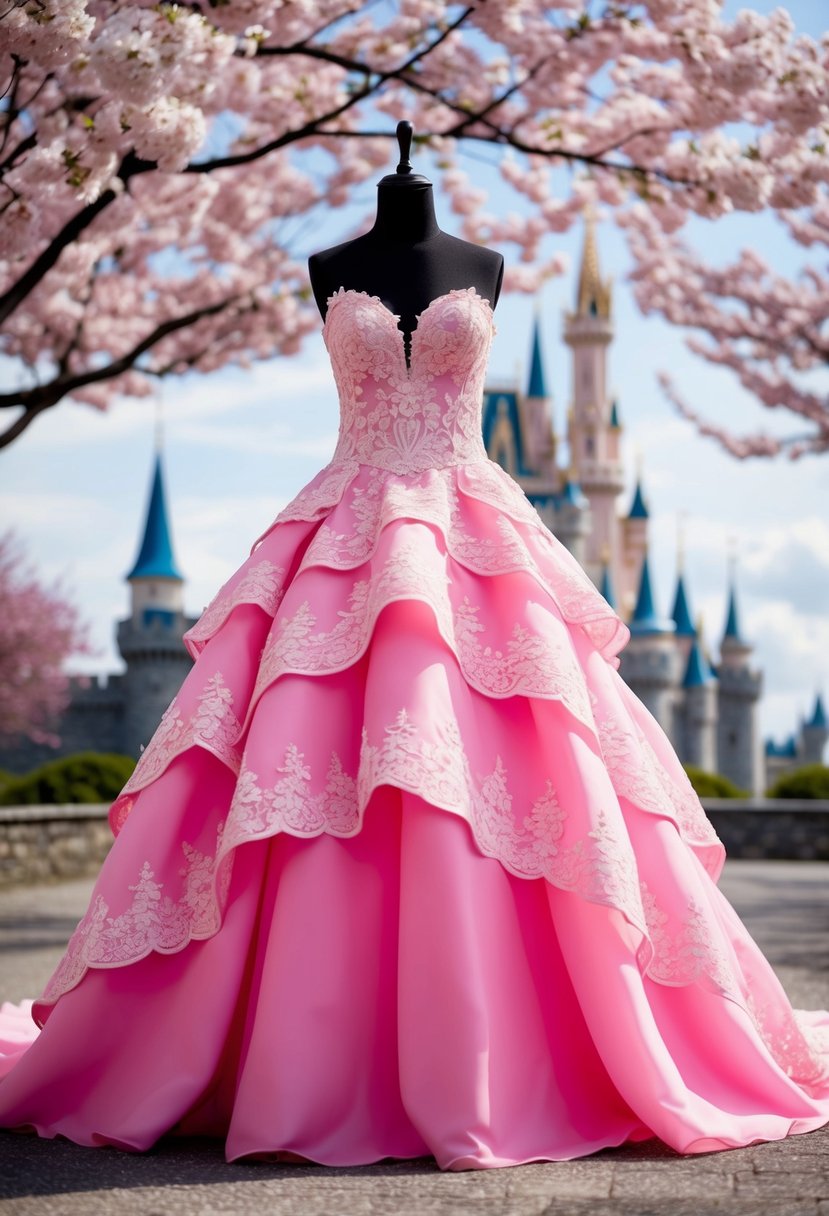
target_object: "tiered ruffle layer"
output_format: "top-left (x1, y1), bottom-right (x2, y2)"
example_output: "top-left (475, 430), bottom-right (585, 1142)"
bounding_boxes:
top-left (1, 455), bottom-right (828, 1165)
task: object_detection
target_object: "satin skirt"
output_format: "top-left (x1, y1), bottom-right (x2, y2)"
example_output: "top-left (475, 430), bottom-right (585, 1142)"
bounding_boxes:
top-left (1, 779), bottom-right (828, 1168)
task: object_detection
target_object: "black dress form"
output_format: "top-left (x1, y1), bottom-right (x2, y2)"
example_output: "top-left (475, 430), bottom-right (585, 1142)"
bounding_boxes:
top-left (309, 122), bottom-right (504, 370)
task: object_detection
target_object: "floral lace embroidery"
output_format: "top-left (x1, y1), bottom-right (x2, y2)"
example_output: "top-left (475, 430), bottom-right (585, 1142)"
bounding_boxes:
top-left (222, 749), bottom-right (360, 852)
top-left (797, 1018), bottom-right (829, 1071)
top-left (244, 536), bottom-right (595, 733)
top-left (595, 706), bottom-right (721, 857)
top-left (112, 673), bottom-right (242, 831)
top-left (40, 833), bottom-right (230, 1007)
top-left (640, 880), bottom-right (735, 994)
top-left (184, 560), bottom-right (287, 656)
top-left (249, 458), bottom-right (361, 554)
top-left (458, 460), bottom-right (542, 525)
top-left (455, 598), bottom-right (593, 722)
top-left (744, 988), bottom-right (828, 1086)
top-left (356, 707), bottom-right (648, 943)
top-left (322, 287), bottom-right (494, 474)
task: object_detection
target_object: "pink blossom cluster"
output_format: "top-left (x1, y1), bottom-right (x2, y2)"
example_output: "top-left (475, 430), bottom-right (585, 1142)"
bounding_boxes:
top-left (622, 205), bottom-right (829, 459)
top-left (0, 531), bottom-right (93, 746)
top-left (0, 0), bottom-right (827, 450)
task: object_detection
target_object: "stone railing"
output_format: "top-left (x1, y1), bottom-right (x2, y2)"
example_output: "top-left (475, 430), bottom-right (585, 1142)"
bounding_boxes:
top-left (1, 798), bottom-right (828, 888)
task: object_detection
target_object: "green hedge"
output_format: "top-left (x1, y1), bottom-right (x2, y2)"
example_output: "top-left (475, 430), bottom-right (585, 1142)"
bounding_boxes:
top-left (766, 764), bottom-right (829, 800)
top-left (683, 764), bottom-right (750, 799)
top-left (0, 751), bottom-right (136, 807)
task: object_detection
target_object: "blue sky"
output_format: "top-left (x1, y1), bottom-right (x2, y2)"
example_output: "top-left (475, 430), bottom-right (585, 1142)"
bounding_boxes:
top-left (3, 0), bottom-right (828, 756)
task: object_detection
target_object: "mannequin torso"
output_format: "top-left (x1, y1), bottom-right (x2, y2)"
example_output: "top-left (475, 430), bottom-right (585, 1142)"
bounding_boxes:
top-left (309, 148), bottom-right (503, 371)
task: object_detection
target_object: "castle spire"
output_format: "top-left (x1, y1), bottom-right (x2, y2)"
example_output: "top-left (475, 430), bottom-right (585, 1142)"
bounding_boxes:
top-left (671, 518), bottom-right (694, 637)
top-left (627, 478), bottom-right (649, 520)
top-left (126, 450), bottom-right (183, 583)
top-left (682, 633), bottom-right (714, 687)
top-left (799, 690), bottom-right (828, 764)
top-left (575, 207), bottom-right (612, 319)
top-left (722, 585), bottom-right (742, 641)
top-left (599, 542), bottom-right (617, 610)
top-left (671, 572), bottom-right (695, 637)
top-left (527, 303), bottom-right (548, 399)
top-left (721, 544), bottom-right (744, 644)
top-left (806, 691), bottom-right (827, 729)
top-left (629, 549), bottom-right (676, 635)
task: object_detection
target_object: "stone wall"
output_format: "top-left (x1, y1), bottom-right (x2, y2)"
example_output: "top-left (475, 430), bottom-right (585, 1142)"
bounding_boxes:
top-left (1, 799), bottom-right (828, 888)
top-left (704, 799), bottom-right (829, 861)
top-left (0, 804), bottom-right (112, 887)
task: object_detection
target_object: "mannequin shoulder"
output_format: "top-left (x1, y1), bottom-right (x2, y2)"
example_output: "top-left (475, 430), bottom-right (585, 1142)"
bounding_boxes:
top-left (440, 233), bottom-right (504, 307)
top-left (308, 242), bottom-right (367, 318)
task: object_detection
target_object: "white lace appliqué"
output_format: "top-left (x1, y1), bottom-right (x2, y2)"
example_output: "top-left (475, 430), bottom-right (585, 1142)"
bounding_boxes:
top-left (40, 833), bottom-right (230, 1008)
top-left (184, 560), bottom-right (287, 657)
top-left (223, 749), bottom-right (360, 849)
top-left (596, 706), bottom-right (721, 857)
top-left (744, 989), bottom-right (829, 1086)
top-left (112, 673), bottom-right (243, 831)
top-left (640, 880), bottom-right (735, 993)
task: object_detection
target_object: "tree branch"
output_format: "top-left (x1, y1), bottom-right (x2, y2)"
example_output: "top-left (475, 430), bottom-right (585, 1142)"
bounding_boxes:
top-left (0, 289), bottom-right (252, 448)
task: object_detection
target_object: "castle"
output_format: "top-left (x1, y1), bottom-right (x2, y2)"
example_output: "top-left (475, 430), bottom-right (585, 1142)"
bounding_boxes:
top-left (481, 217), bottom-right (827, 794)
top-left (0, 453), bottom-right (198, 775)
top-left (2, 222), bottom-right (826, 789)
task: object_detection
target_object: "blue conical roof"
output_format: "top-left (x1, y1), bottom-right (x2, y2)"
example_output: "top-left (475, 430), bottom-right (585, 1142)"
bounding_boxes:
top-left (609, 399), bottom-right (620, 428)
top-left (806, 692), bottom-right (827, 729)
top-left (560, 476), bottom-right (587, 507)
top-left (722, 582), bottom-right (743, 642)
top-left (682, 636), bottom-right (713, 687)
top-left (765, 736), bottom-right (798, 758)
top-left (126, 452), bottom-right (183, 582)
top-left (670, 573), bottom-right (695, 636)
top-left (527, 313), bottom-right (548, 399)
top-left (600, 559), bottom-right (617, 610)
top-left (629, 551), bottom-right (675, 635)
top-left (628, 478), bottom-right (649, 519)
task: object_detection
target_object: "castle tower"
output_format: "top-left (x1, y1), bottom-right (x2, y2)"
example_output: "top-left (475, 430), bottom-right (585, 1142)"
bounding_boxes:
top-left (554, 465), bottom-right (592, 566)
top-left (117, 445), bottom-right (196, 758)
top-left (716, 561), bottom-right (763, 794)
top-left (563, 212), bottom-right (625, 586)
top-left (802, 692), bottom-right (828, 764)
top-left (679, 612), bottom-right (718, 772)
top-left (482, 300), bottom-right (592, 562)
top-left (618, 547), bottom-right (681, 734)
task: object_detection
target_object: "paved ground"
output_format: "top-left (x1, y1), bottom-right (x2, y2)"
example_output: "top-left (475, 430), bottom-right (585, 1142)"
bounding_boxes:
top-left (0, 861), bottom-right (827, 1216)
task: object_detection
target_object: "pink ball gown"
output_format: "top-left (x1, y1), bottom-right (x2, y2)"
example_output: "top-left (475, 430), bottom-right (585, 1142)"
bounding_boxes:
top-left (1, 285), bottom-right (828, 1168)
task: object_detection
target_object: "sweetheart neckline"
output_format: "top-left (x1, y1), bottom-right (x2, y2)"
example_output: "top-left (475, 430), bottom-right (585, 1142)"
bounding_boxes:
top-left (321, 285), bottom-right (495, 375)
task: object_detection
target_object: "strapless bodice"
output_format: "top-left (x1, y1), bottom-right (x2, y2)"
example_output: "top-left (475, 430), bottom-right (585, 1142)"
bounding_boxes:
top-left (322, 286), bottom-right (497, 475)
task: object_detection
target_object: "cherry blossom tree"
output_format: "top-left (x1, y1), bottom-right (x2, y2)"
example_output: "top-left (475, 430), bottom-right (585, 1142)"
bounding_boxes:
top-left (0, 530), bottom-right (93, 747)
top-left (621, 201), bottom-right (829, 460)
top-left (1, 1), bottom-right (827, 451)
